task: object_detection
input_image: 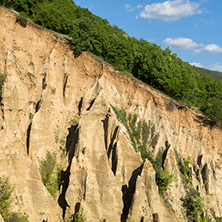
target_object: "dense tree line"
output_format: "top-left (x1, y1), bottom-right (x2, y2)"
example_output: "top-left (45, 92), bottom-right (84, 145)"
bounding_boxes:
top-left (1, 0), bottom-right (222, 124)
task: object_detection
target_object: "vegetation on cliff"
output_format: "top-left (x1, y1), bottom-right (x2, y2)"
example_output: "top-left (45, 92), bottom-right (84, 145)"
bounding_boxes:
top-left (0, 176), bottom-right (29, 221)
top-left (39, 151), bottom-right (63, 197)
top-left (111, 106), bottom-right (174, 193)
top-left (0, 73), bottom-right (7, 96)
top-left (0, 0), bottom-right (222, 125)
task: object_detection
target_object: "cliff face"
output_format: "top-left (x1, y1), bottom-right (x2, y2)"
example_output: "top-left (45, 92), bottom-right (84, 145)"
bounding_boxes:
top-left (0, 7), bottom-right (222, 222)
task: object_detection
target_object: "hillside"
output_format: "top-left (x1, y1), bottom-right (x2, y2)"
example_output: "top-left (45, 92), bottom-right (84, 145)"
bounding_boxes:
top-left (196, 67), bottom-right (222, 81)
top-left (1, 0), bottom-right (222, 125)
top-left (0, 7), bottom-right (222, 222)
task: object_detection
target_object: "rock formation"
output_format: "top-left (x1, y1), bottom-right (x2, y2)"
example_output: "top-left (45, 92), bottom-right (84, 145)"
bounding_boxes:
top-left (0, 7), bottom-right (221, 222)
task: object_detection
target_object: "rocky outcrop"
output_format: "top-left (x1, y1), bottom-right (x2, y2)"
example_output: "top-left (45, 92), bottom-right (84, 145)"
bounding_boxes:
top-left (0, 7), bottom-right (222, 222)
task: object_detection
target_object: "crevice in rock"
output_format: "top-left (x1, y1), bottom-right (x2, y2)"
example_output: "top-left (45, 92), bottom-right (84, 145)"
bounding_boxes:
top-left (152, 213), bottom-right (159, 222)
top-left (66, 124), bottom-right (79, 163)
top-left (201, 163), bottom-right (210, 193)
top-left (42, 74), bottom-right (47, 90)
top-left (78, 97), bottom-right (83, 115)
top-left (0, 102), bottom-right (5, 130)
top-left (102, 114), bottom-right (109, 150)
top-left (36, 74), bottom-right (47, 112)
top-left (63, 73), bottom-right (68, 97)
top-left (107, 126), bottom-right (119, 176)
top-left (102, 108), bottom-right (112, 150)
top-left (162, 140), bottom-right (171, 169)
top-left (111, 142), bottom-right (118, 176)
top-left (107, 126), bottom-right (119, 158)
top-left (121, 163), bottom-right (144, 222)
top-left (86, 97), bottom-right (96, 111)
top-left (83, 175), bottom-right (87, 200)
top-left (26, 123), bottom-right (32, 155)
top-left (58, 123), bottom-right (80, 219)
top-left (102, 110), bottom-right (118, 176)
top-left (58, 164), bottom-right (71, 219)
top-left (35, 100), bottom-right (41, 113)
top-left (27, 74), bottom-right (48, 155)
top-left (0, 78), bottom-right (6, 130)
top-left (193, 163), bottom-right (201, 182)
top-left (74, 202), bottom-right (81, 215)
top-left (197, 154), bottom-right (203, 168)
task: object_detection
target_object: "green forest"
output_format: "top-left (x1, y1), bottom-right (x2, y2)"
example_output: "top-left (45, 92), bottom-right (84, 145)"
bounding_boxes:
top-left (196, 67), bottom-right (222, 81)
top-left (1, 0), bottom-right (222, 124)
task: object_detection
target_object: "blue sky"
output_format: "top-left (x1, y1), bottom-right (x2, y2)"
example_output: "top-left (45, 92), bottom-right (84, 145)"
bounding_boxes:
top-left (75, 0), bottom-right (222, 71)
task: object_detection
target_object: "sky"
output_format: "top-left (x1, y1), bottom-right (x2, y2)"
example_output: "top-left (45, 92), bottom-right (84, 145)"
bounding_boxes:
top-left (75, 0), bottom-right (222, 71)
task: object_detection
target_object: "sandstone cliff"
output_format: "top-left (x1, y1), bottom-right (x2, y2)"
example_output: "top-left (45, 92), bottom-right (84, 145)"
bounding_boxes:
top-left (0, 7), bottom-right (221, 222)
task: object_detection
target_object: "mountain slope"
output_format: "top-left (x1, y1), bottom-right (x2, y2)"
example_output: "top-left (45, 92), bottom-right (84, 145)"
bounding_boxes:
top-left (196, 67), bottom-right (222, 81)
top-left (0, 7), bottom-right (222, 222)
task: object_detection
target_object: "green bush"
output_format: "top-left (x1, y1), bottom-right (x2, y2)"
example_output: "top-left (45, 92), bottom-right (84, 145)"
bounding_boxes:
top-left (0, 73), bottom-right (7, 95)
top-left (39, 151), bottom-right (63, 197)
top-left (16, 13), bottom-right (28, 27)
top-left (183, 188), bottom-right (205, 221)
top-left (156, 170), bottom-right (174, 193)
top-left (8, 212), bottom-right (29, 222)
top-left (0, 176), bottom-right (29, 222)
top-left (149, 148), bottom-right (174, 193)
top-left (0, 176), bottom-right (13, 220)
top-left (73, 208), bottom-right (87, 222)
top-left (174, 150), bottom-right (192, 185)
top-left (183, 157), bottom-right (192, 184)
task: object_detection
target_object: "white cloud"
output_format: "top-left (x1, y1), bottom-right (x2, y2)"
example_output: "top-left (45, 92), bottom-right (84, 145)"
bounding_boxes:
top-left (163, 37), bottom-right (222, 55)
top-left (140, 0), bottom-right (202, 22)
top-left (137, 5), bottom-right (143, 9)
top-left (199, 18), bottom-right (214, 26)
top-left (190, 62), bottom-right (203, 67)
top-left (125, 3), bottom-right (134, 12)
top-left (210, 63), bottom-right (222, 72)
top-left (194, 44), bottom-right (222, 54)
top-left (148, 38), bottom-right (156, 42)
top-left (163, 37), bottom-right (199, 50)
